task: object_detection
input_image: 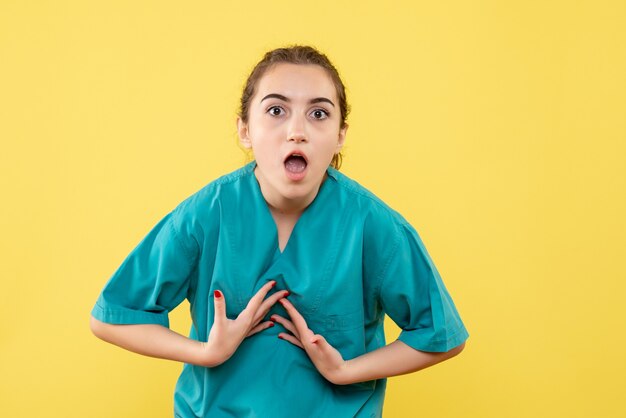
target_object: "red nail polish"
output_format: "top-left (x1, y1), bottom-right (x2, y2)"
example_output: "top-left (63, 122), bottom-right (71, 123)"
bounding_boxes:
top-left (284, 291), bottom-right (290, 297)
top-left (278, 335), bottom-right (283, 339)
top-left (271, 281), bottom-right (276, 288)
top-left (269, 322), bottom-right (274, 327)
top-left (214, 290), bottom-right (222, 298)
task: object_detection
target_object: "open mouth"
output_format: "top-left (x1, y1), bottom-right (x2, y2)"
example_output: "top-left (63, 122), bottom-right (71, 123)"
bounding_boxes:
top-left (284, 153), bottom-right (308, 174)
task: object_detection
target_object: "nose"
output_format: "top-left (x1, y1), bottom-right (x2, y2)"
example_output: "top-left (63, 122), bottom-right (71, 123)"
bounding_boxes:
top-left (289, 133), bottom-right (307, 143)
top-left (287, 114), bottom-right (307, 143)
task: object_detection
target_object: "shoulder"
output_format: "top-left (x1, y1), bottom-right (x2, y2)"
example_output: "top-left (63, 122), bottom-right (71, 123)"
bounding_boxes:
top-left (168, 162), bottom-right (256, 241)
top-left (173, 162), bottom-right (254, 215)
top-left (327, 167), bottom-right (411, 234)
top-left (327, 168), bottom-right (420, 273)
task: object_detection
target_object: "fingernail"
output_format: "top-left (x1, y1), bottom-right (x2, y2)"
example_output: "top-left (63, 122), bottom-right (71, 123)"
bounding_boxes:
top-left (214, 290), bottom-right (222, 298)
top-left (271, 281), bottom-right (276, 288)
top-left (284, 290), bottom-right (290, 297)
top-left (268, 322), bottom-right (275, 327)
top-left (278, 334), bottom-right (283, 339)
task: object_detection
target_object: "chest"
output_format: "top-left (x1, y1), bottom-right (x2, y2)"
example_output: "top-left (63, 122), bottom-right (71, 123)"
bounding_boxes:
top-left (271, 211), bottom-right (299, 253)
top-left (209, 189), bottom-right (370, 322)
top-left (188, 176), bottom-right (387, 360)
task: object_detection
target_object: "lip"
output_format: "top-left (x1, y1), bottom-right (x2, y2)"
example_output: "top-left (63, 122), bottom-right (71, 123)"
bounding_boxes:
top-left (282, 149), bottom-right (309, 164)
top-left (283, 149), bottom-right (309, 182)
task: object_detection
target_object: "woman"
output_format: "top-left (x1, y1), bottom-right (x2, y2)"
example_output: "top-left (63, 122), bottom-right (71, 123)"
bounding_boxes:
top-left (90, 45), bottom-right (469, 417)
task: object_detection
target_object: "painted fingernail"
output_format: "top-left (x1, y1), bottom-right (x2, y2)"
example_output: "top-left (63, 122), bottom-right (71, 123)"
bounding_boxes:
top-left (271, 281), bottom-right (276, 288)
top-left (284, 290), bottom-right (290, 297)
top-left (278, 334), bottom-right (283, 339)
top-left (214, 290), bottom-right (222, 298)
top-left (268, 322), bottom-right (275, 327)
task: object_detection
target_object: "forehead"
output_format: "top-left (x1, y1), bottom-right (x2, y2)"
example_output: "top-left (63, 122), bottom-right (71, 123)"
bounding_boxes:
top-left (254, 63), bottom-right (337, 103)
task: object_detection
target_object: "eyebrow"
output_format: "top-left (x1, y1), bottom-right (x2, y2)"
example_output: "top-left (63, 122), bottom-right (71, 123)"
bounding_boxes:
top-left (260, 93), bottom-right (335, 107)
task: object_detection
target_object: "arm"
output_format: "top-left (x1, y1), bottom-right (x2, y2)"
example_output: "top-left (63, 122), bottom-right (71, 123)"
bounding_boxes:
top-left (90, 281), bottom-right (288, 368)
top-left (273, 298), bottom-right (466, 385)
top-left (90, 315), bottom-right (213, 366)
top-left (339, 339), bottom-right (465, 385)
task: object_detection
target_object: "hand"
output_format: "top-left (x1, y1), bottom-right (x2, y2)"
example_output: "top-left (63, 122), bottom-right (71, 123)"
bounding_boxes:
top-left (271, 298), bottom-right (350, 385)
top-left (201, 280), bottom-right (289, 367)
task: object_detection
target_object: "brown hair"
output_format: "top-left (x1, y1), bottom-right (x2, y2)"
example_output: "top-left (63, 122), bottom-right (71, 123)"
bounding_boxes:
top-left (238, 45), bottom-right (350, 169)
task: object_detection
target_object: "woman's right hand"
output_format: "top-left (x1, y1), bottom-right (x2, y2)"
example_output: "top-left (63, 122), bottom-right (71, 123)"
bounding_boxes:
top-left (200, 280), bottom-right (288, 367)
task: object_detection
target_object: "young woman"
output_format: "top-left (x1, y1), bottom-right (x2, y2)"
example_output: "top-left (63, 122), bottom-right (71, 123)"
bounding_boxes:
top-left (90, 45), bottom-right (469, 417)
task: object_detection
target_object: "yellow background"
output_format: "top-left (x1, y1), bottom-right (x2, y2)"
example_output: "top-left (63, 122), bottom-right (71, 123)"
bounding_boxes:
top-left (1, 1), bottom-right (625, 416)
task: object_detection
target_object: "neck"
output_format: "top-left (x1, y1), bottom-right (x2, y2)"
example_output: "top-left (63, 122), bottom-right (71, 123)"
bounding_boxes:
top-left (254, 167), bottom-right (327, 216)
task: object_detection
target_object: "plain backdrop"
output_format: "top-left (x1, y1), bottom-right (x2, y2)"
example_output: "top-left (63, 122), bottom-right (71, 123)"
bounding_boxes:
top-left (1, 1), bottom-right (625, 417)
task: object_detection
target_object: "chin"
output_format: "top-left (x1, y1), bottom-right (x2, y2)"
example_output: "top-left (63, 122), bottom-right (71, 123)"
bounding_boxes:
top-left (280, 182), bottom-right (314, 200)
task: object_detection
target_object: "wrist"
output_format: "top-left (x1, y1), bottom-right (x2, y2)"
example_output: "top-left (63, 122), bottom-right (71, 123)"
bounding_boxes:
top-left (196, 340), bottom-right (224, 368)
top-left (330, 360), bottom-right (353, 385)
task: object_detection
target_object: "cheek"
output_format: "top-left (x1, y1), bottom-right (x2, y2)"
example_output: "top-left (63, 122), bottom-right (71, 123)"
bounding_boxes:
top-left (249, 111), bottom-right (275, 132)
top-left (319, 130), bottom-right (341, 151)
top-left (253, 122), bottom-right (284, 142)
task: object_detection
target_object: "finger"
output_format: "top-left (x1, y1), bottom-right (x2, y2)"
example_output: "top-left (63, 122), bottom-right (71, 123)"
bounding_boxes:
top-left (253, 290), bottom-right (290, 324)
top-left (247, 321), bottom-right (275, 337)
top-left (278, 332), bottom-right (304, 349)
top-left (310, 334), bottom-right (326, 345)
top-left (270, 314), bottom-right (300, 339)
top-left (245, 280), bottom-right (277, 314)
top-left (278, 298), bottom-right (311, 337)
top-left (213, 289), bottom-right (226, 323)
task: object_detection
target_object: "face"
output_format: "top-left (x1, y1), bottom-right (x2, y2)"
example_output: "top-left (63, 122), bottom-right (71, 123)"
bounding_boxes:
top-left (237, 63), bottom-right (348, 205)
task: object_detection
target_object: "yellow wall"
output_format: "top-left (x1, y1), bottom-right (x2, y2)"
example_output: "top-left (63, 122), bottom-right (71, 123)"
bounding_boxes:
top-left (1, 1), bottom-right (625, 416)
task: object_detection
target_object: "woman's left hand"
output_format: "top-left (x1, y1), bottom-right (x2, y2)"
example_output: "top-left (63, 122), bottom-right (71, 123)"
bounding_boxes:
top-left (271, 298), bottom-right (350, 385)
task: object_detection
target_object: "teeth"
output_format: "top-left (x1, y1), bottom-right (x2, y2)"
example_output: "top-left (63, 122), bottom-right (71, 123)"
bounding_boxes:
top-left (285, 153), bottom-right (306, 163)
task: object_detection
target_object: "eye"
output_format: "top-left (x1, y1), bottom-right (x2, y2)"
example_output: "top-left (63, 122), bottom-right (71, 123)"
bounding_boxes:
top-left (267, 106), bottom-right (285, 116)
top-left (311, 109), bottom-right (329, 120)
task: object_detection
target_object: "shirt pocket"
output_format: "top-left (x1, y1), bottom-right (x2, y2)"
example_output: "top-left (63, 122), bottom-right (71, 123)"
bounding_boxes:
top-left (307, 309), bottom-right (364, 354)
top-left (308, 309), bottom-right (377, 391)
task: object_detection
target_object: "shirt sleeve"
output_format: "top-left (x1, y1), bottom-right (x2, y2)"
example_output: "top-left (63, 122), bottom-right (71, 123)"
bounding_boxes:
top-left (378, 221), bottom-right (469, 352)
top-left (91, 207), bottom-right (198, 328)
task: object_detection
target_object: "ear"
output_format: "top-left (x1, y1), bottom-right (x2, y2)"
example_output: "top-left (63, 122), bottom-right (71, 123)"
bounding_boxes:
top-left (237, 117), bottom-right (252, 149)
top-left (336, 123), bottom-right (348, 153)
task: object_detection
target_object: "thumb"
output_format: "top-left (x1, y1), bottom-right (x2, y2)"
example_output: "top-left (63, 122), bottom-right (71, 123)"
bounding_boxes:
top-left (213, 290), bottom-right (226, 322)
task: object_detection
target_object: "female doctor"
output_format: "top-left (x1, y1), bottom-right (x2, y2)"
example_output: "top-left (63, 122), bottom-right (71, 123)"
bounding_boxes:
top-left (90, 45), bottom-right (468, 417)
